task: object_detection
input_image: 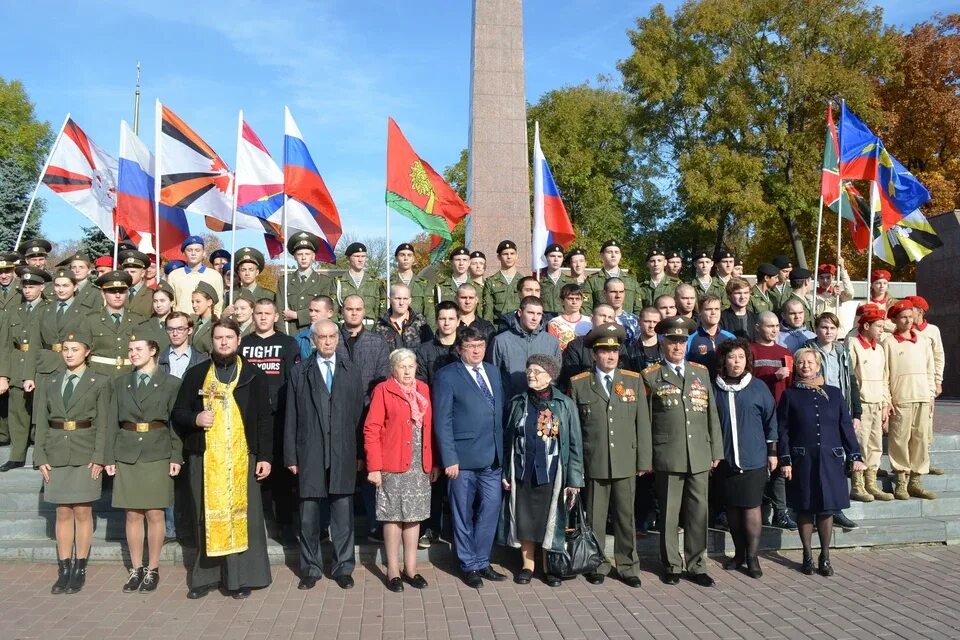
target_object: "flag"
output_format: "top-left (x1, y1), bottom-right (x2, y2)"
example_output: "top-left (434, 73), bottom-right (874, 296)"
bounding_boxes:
top-left (876, 147), bottom-right (931, 228)
top-left (838, 103), bottom-right (882, 181)
top-left (820, 104), bottom-right (851, 219)
top-left (41, 117), bottom-right (117, 237)
top-left (836, 182), bottom-right (874, 252)
top-left (116, 121), bottom-right (190, 260)
top-left (283, 108), bottom-right (342, 263)
top-left (385, 118), bottom-right (470, 261)
top-left (532, 122), bottom-right (576, 271)
top-left (873, 209), bottom-right (943, 267)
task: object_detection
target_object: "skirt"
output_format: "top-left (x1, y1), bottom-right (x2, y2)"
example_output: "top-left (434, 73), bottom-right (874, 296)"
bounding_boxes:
top-left (112, 459), bottom-right (174, 509)
top-left (513, 479), bottom-right (555, 542)
top-left (44, 464), bottom-right (102, 504)
top-left (376, 425), bottom-right (431, 523)
top-left (721, 464), bottom-right (767, 508)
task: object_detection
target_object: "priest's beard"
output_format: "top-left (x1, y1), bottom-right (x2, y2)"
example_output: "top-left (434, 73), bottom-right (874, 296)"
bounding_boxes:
top-left (212, 350), bottom-right (238, 367)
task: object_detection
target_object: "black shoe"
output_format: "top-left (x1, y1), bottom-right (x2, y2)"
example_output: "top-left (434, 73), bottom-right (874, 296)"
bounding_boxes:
top-left (139, 568), bottom-right (159, 593)
top-left (723, 556), bottom-right (744, 571)
top-left (64, 558), bottom-right (87, 594)
top-left (686, 573), bottom-right (715, 588)
top-left (187, 584), bottom-right (213, 599)
top-left (772, 511), bottom-right (798, 531)
top-left (123, 567), bottom-right (145, 593)
top-left (162, 535), bottom-right (178, 545)
top-left (51, 559), bottom-right (72, 595)
top-left (335, 574), bottom-right (354, 590)
top-left (463, 570), bottom-right (483, 589)
top-left (386, 577), bottom-right (404, 592)
top-left (832, 511), bottom-right (858, 530)
top-left (298, 576), bottom-right (317, 590)
top-left (661, 573), bottom-right (681, 585)
top-left (403, 573), bottom-right (428, 589)
top-left (621, 576), bottom-right (642, 588)
top-left (514, 569), bottom-right (533, 585)
top-left (713, 511), bottom-right (729, 531)
top-left (818, 555), bottom-right (834, 577)
top-left (231, 588), bottom-right (251, 599)
top-left (544, 574), bottom-right (562, 587)
top-left (801, 554), bottom-right (815, 575)
top-left (478, 566), bottom-right (507, 582)
top-left (744, 557), bottom-right (763, 579)
top-left (0, 460), bottom-right (24, 472)
top-left (585, 572), bottom-right (605, 585)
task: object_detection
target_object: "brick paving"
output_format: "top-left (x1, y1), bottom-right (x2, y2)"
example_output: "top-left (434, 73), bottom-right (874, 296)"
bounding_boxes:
top-left (2, 546), bottom-right (959, 640)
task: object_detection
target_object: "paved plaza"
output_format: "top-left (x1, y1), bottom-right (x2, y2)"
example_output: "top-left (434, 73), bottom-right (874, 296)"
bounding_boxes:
top-left (2, 545), bottom-right (959, 640)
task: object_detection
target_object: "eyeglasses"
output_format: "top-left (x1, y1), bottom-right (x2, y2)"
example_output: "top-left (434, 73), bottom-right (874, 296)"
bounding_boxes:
top-left (166, 326), bottom-right (189, 334)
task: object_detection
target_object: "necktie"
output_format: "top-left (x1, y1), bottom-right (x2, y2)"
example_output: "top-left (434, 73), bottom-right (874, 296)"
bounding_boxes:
top-left (57, 301), bottom-right (67, 318)
top-left (675, 365), bottom-right (683, 378)
top-left (63, 374), bottom-right (78, 405)
top-left (300, 275), bottom-right (307, 283)
top-left (1, 286), bottom-right (7, 296)
top-left (473, 366), bottom-right (495, 407)
top-left (112, 313), bottom-right (122, 327)
top-left (604, 374), bottom-right (613, 396)
top-left (138, 373), bottom-right (149, 390)
top-left (324, 360), bottom-right (334, 392)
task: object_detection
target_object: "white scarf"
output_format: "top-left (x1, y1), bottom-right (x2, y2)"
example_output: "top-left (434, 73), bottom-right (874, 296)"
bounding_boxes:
top-left (715, 373), bottom-right (753, 468)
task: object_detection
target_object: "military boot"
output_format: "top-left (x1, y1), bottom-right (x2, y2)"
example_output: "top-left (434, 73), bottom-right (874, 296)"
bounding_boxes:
top-left (849, 471), bottom-right (873, 502)
top-left (64, 558), bottom-right (87, 594)
top-left (51, 559), bottom-right (71, 594)
top-left (928, 465), bottom-right (945, 476)
top-left (908, 473), bottom-right (937, 500)
top-left (865, 469), bottom-right (894, 501)
top-left (893, 471), bottom-right (910, 500)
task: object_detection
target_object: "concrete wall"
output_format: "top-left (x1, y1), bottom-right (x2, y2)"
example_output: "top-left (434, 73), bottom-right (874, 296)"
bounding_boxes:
top-left (917, 211), bottom-right (960, 398)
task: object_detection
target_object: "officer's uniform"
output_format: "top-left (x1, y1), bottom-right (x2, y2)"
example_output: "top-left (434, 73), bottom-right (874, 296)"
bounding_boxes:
top-left (118, 250), bottom-right (154, 318)
top-left (82, 271), bottom-right (146, 378)
top-left (333, 242), bottom-right (385, 324)
top-left (640, 316), bottom-right (722, 580)
top-left (568, 323), bottom-right (650, 583)
top-left (37, 269), bottom-right (88, 377)
top-left (20, 238), bottom-right (55, 297)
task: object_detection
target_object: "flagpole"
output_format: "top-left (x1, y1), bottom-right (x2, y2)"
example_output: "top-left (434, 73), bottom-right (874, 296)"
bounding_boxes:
top-left (153, 100), bottom-right (162, 274)
top-left (812, 195), bottom-right (824, 313)
top-left (866, 181), bottom-right (877, 296)
top-left (836, 99), bottom-right (844, 310)
top-left (282, 192), bottom-right (289, 322)
top-left (385, 118), bottom-right (391, 288)
top-left (229, 110), bottom-right (243, 306)
top-left (14, 113), bottom-right (70, 251)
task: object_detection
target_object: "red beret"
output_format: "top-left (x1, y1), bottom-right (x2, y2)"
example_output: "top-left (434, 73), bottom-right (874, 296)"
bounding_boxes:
top-left (856, 303), bottom-right (886, 325)
top-left (818, 264), bottom-right (837, 275)
top-left (887, 299), bottom-right (914, 319)
top-left (93, 256), bottom-right (114, 269)
top-left (908, 296), bottom-right (929, 311)
top-left (872, 270), bottom-right (892, 282)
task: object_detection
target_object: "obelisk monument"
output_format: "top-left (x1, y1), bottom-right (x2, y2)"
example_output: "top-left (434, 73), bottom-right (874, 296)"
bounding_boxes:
top-left (466, 0), bottom-right (531, 272)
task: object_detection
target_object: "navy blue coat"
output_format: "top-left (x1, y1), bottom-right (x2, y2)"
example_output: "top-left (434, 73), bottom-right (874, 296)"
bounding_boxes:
top-left (777, 385), bottom-right (862, 513)
top-left (431, 361), bottom-right (505, 470)
top-left (713, 376), bottom-right (777, 471)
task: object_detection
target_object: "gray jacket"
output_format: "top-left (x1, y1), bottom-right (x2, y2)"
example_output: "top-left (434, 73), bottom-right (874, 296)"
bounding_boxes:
top-left (490, 312), bottom-right (562, 398)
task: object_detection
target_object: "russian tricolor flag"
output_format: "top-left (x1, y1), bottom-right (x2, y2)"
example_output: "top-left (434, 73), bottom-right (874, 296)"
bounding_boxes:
top-left (532, 121), bottom-right (576, 271)
top-left (116, 121), bottom-right (189, 260)
top-left (283, 107), bottom-right (342, 263)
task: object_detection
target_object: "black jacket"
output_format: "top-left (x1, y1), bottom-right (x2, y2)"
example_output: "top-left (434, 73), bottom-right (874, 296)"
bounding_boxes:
top-left (719, 309), bottom-right (758, 341)
top-left (337, 326), bottom-right (390, 400)
top-left (415, 337), bottom-right (458, 385)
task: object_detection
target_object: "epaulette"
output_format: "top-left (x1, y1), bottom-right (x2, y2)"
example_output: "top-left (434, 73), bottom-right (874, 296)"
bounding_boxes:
top-left (641, 363), bottom-right (661, 374)
top-left (570, 371), bottom-right (591, 382)
top-left (690, 362), bottom-right (707, 369)
top-left (620, 370), bottom-right (640, 378)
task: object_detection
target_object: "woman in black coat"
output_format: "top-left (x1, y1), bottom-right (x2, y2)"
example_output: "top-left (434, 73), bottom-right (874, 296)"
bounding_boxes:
top-left (778, 348), bottom-right (865, 577)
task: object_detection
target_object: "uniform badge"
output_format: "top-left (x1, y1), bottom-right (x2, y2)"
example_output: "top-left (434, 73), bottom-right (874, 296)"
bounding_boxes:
top-left (698, 344), bottom-right (708, 355)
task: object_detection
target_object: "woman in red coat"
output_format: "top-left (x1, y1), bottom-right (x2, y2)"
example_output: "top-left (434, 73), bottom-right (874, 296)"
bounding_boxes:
top-left (364, 348), bottom-right (440, 592)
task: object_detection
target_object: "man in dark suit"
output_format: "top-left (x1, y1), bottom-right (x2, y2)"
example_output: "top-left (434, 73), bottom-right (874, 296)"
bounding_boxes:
top-left (432, 326), bottom-right (506, 588)
top-left (285, 319), bottom-right (364, 591)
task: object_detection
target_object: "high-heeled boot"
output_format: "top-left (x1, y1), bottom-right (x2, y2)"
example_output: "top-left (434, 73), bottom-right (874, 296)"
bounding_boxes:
top-left (51, 559), bottom-right (72, 594)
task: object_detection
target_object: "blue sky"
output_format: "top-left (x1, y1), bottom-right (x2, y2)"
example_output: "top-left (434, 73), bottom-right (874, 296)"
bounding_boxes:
top-left (3, 0), bottom-right (953, 257)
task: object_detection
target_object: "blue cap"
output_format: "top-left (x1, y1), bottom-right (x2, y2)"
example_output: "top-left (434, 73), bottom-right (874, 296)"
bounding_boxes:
top-left (180, 235), bottom-right (205, 252)
top-left (163, 260), bottom-right (185, 275)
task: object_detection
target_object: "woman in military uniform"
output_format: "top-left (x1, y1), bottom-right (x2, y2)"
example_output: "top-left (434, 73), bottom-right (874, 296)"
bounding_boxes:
top-left (105, 327), bottom-right (183, 593)
top-left (191, 281), bottom-right (219, 354)
top-left (36, 269), bottom-right (87, 378)
top-left (33, 328), bottom-right (112, 595)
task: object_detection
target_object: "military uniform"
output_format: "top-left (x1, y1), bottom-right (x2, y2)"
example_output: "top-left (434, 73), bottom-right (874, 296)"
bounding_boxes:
top-left (568, 324), bottom-right (650, 582)
top-left (333, 272), bottom-right (385, 322)
top-left (585, 269), bottom-right (640, 316)
top-left (391, 272), bottom-right (432, 319)
top-left (278, 269), bottom-right (333, 334)
top-left (638, 276), bottom-right (681, 310)
top-left (539, 271), bottom-right (573, 315)
top-left (0, 286), bottom-right (47, 464)
top-left (37, 294), bottom-right (87, 377)
top-left (481, 271), bottom-right (521, 322)
top-left (768, 255), bottom-right (794, 312)
top-left (118, 251), bottom-right (155, 318)
top-left (0, 253), bottom-right (23, 446)
top-left (191, 316), bottom-right (214, 354)
top-left (82, 271), bottom-right (146, 378)
top-left (748, 285), bottom-right (773, 315)
top-left (73, 280), bottom-right (102, 310)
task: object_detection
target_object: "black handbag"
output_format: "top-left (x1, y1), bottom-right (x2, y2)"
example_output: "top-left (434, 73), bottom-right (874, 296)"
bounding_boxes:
top-left (544, 494), bottom-right (604, 578)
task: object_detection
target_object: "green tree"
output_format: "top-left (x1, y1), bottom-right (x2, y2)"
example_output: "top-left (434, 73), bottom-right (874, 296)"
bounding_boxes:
top-left (0, 157), bottom-right (42, 250)
top-left (80, 225), bottom-right (115, 258)
top-left (619, 0), bottom-right (899, 268)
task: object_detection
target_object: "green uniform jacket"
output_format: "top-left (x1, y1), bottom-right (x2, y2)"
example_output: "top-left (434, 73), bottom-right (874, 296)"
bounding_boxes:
top-left (481, 271), bottom-right (521, 321)
top-left (690, 276), bottom-right (728, 306)
top-left (638, 276), bottom-right (681, 310)
top-left (585, 270), bottom-right (640, 315)
top-left (0, 300), bottom-right (44, 386)
top-left (143, 316), bottom-right (172, 353)
top-left (786, 292), bottom-right (815, 330)
top-left (73, 280), bottom-right (102, 311)
top-left (232, 283), bottom-right (275, 305)
top-left (33, 368), bottom-right (112, 467)
top-left (36, 299), bottom-right (87, 375)
top-left (747, 285), bottom-right (773, 315)
top-left (568, 369), bottom-right (651, 480)
top-left (82, 309), bottom-right (147, 377)
top-left (191, 316), bottom-right (214, 355)
top-left (277, 270), bottom-right (333, 335)
top-left (639, 362), bottom-right (722, 474)
top-left (571, 277), bottom-right (593, 314)
top-left (539, 272), bottom-right (573, 315)
top-left (433, 276), bottom-right (469, 307)
top-left (333, 272), bottom-right (385, 321)
top-left (126, 284), bottom-right (154, 318)
top-left (767, 282), bottom-right (793, 312)
top-left (0, 280), bottom-right (23, 312)
top-left (106, 369), bottom-right (183, 466)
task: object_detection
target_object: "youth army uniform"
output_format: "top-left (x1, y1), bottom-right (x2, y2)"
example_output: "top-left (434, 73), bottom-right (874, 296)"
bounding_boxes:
top-left (433, 247), bottom-right (473, 319)
top-left (190, 281), bottom-right (220, 355)
top-left (539, 271), bottom-right (574, 315)
top-left (279, 232), bottom-right (334, 335)
top-left (81, 271), bottom-right (146, 378)
top-left (36, 269), bottom-right (88, 378)
top-left (230, 247), bottom-right (277, 305)
top-left (334, 273), bottom-right (385, 325)
top-left (767, 255), bottom-right (794, 311)
top-left (118, 251), bottom-right (155, 318)
top-left (56, 253), bottom-right (102, 311)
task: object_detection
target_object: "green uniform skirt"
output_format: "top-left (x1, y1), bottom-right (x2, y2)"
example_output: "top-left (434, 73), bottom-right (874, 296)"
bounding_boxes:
top-left (112, 459), bottom-right (175, 509)
top-left (44, 465), bottom-right (102, 504)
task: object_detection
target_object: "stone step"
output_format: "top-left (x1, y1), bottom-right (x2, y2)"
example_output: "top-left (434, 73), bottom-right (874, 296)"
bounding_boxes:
top-left (843, 495), bottom-right (924, 520)
top-left (880, 450), bottom-right (960, 469)
top-left (879, 471), bottom-right (960, 493)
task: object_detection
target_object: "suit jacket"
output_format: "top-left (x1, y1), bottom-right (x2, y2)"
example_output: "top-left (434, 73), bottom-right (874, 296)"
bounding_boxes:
top-left (431, 361), bottom-right (504, 470)
top-left (568, 369), bottom-right (650, 479)
top-left (158, 346), bottom-right (209, 376)
top-left (33, 368), bottom-right (112, 467)
top-left (106, 369), bottom-right (183, 465)
top-left (640, 362), bottom-right (723, 474)
top-left (284, 355), bottom-right (364, 497)
top-left (171, 357), bottom-right (273, 463)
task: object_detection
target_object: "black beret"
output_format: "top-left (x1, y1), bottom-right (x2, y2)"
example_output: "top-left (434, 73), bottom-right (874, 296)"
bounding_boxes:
top-left (345, 242), bottom-right (367, 256)
top-left (771, 255), bottom-right (792, 269)
top-left (757, 263), bottom-right (779, 278)
top-left (646, 247), bottom-right (666, 260)
top-left (469, 250), bottom-right (486, 260)
top-left (449, 246), bottom-right (470, 259)
top-left (715, 250), bottom-right (735, 260)
top-left (394, 243), bottom-right (415, 257)
top-left (600, 239), bottom-right (621, 251)
top-left (790, 267), bottom-right (812, 281)
top-left (544, 243), bottom-right (564, 256)
top-left (693, 251), bottom-right (712, 261)
top-left (734, 257), bottom-right (744, 266)
top-left (496, 240), bottom-right (517, 254)
top-left (665, 251), bottom-right (682, 260)
top-left (565, 247), bottom-right (586, 261)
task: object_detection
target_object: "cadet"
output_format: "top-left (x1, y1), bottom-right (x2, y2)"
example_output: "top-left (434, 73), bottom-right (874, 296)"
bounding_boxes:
top-left (481, 240), bottom-right (521, 321)
top-left (0, 252), bottom-right (22, 447)
top-left (118, 250), bottom-right (154, 318)
top-left (714, 250), bottom-right (736, 294)
top-left (768, 255), bottom-right (794, 311)
top-left (0, 266), bottom-right (50, 470)
top-left (279, 232), bottom-right (333, 335)
top-left (82, 271), bottom-right (146, 378)
top-left (665, 250), bottom-right (684, 280)
top-left (538, 243), bottom-right (572, 315)
top-left (566, 248), bottom-right (593, 312)
top-left (94, 256), bottom-right (115, 277)
top-left (568, 323), bottom-right (650, 588)
top-left (585, 240), bottom-right (641, 314)
top-left (57, 252), bottom-right (101, 310)
top-left (166, 236), bottom-right (225, 316)
top-left (434, 246), bottom-right (472, 308)
top-left (37, 268), bottom-right (87, 378)
top-left (638, 248), bottom-right (681, 309)
top-left (209, 248), bottom-right (230, 273)
top-left (190, 281), bottom-right (219, 354)
top-left (640, 316), bottom-right (722, 587)
top-left (230, 247), bottom-right (276, 306)
top-left (468, 250), bottom-right (487, 292)
top-left (334, 242), bottom-right (385, 324)
top-left (748, 263), bottom-right (780, 315)
top-left (690, 251), bottom-right (726, 302)
top-left (33, 327), bottom-right (112, 595)
top-left (391, 242), bottom-right (432, 320)
top-left (105, 326), bottom-right (183, 594)
top-left (21, 238), bottom-right (55, 296)
top-left (785, 268), bottom-right (815, 330)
